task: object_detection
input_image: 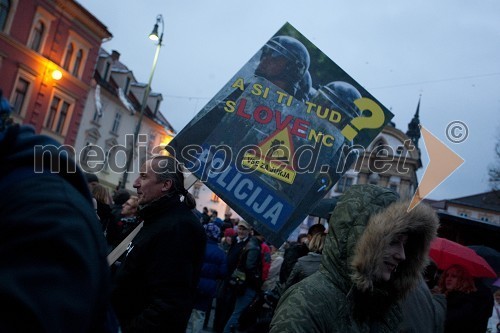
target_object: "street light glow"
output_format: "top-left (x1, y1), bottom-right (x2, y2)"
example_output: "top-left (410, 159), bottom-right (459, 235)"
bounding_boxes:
top-left (149, 23), bottom-right (160, 41)
top-left (51, 69), bottom-right (62, 80)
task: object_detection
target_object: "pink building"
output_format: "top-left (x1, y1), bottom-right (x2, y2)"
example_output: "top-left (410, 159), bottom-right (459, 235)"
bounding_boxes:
top-left (0, 0), bottom-right (111, 146)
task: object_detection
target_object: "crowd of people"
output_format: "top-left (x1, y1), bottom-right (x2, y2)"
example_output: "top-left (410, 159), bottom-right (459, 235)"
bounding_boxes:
top-left (1, 77), bottom-right (499, 333)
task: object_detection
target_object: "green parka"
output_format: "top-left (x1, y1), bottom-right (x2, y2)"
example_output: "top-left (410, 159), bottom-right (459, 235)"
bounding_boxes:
top-left (270, 184), bottom-right (438, 333)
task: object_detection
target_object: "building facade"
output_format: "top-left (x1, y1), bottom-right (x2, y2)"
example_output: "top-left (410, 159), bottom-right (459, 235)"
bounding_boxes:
top-left (443, 191), bottom-right (500, 225)
top-left (424, 191), bottom-right (500, 250)
top-left (329, 124), bottom-right (421, 198)
top-left (0, 0), bottom-right (111, 146)
top-left (0, 0), bottom-right (176, 193)
top-left (73, 48), bottom-right (176, 192)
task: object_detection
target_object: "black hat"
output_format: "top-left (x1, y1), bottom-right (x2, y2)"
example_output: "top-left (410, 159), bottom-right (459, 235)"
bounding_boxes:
top-left (113, 189), bottom-right (130, 205)
top-left (84, 172), bottom-right (99, 184)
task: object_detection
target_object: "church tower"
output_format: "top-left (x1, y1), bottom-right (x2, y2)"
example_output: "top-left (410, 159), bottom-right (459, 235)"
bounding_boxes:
top-left (406, 95), bottom-right (422, 149)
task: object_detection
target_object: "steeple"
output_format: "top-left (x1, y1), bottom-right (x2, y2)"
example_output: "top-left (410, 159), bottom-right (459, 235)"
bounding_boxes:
top-left (406, 95), bottom-right (421, 149)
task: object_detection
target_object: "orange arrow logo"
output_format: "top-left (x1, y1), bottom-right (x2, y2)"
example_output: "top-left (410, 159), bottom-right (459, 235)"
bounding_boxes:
top-left (408, 125), bottom-right (465, 211)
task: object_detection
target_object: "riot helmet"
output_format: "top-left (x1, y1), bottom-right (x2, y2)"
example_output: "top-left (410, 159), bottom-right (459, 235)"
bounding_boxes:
top-left (255, 36), bottom-right (311, 95)
top-left (311, 81), bottom-right (362, 129)
top-left (295, 71), bottom-right (314, 102)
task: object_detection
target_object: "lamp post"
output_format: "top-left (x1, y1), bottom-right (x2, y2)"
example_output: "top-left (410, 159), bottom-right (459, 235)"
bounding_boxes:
top-left (120, 14), bottom-right (164, 190)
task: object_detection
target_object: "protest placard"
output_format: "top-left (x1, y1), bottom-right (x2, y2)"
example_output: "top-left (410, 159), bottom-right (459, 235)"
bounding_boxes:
top-left (167, 22), bottom-right (394, 246)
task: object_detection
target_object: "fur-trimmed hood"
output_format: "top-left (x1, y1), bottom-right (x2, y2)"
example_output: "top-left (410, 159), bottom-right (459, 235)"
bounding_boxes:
top-left (321, 184), bottom-right (439, 301)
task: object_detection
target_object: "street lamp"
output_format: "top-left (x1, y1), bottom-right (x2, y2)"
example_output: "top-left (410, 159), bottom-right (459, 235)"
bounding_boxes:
top-left (120, 14), bottom-right (164, 190)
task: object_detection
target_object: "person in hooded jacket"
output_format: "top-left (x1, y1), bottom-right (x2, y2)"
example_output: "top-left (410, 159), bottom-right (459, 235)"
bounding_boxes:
top-left (270, 184), bottom-right (439, 333)
top-left (0, 93), bottom-right (113, 332)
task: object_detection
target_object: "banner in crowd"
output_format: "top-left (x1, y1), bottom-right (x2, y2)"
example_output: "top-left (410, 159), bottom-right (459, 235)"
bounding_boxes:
top-left (168, 22), bottom-right (394, 246)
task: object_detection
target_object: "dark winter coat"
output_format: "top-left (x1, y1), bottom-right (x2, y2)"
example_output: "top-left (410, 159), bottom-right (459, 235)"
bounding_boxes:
top-left (444, 285), bottom-right (494, 333)
top-left (96, 200), bottom-right (112, 231)
top-left (226, 235), bottom-right (250, 275)
top-left (237, 236), bottom-right (263, 291)
top-left (111, 194), bottom-right (207, 333)
top-left (270, 184), bottom-right (439, 333)
top-left (0, 124), bottom-right (111, 332)
top-left (284, 252), bottom-right (322, 291)
top-left (107, 215), bottom-right (141, 248)
top-left (194, 239), bottom-right (228, 312)
top-left (279, 242), bottom-right (309, 284)
top-left (400, 277), bottom-right (446, 333)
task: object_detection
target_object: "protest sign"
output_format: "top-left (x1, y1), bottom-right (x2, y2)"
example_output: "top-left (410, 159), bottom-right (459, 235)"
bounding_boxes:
top-left (167, 22), bottom-right (394, 246)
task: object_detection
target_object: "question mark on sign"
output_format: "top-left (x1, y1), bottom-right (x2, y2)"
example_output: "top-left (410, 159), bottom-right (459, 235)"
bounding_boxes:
top-left (341, 97), bottom-right (386, 141)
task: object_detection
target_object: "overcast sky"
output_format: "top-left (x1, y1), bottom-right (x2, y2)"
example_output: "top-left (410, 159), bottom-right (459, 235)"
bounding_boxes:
top-left (79, 0), bottom-right (500, 200)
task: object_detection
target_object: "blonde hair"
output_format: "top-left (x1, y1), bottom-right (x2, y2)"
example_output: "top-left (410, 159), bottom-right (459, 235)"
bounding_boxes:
top-left (438, 264), bottom-right (477, 295)
top-left (128, 195), bottom-right (138, 208)
top-left (92, 184), bottom-right (110, 205)
top-left (121, 195), bottom-right (139, 216)
top-left (308, 232), bottom-right (326, 254)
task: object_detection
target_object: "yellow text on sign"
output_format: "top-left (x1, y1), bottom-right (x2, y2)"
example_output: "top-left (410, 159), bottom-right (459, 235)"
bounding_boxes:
top-left (242, 153), bottom-right (296, 185)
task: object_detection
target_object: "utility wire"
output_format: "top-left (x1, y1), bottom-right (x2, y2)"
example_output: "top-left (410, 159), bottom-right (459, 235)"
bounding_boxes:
top-left (162, 72), bottom-right (500, 100)
top-left (164, 94), bottom-right (211, 100)
top-left (370, 72), bottom-right (500, 90)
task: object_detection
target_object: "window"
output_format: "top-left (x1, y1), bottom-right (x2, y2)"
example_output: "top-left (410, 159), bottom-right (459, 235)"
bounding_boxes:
top-left (102, 62), bottom-right (111, 80)
top-left (368, 173), bottom-right (379, 185)
top-left (84, 129), bottom-right (100, 146)
top-left (27, 7), bottom-right (54, 55)
top-left (63, 43), bottom-right (74, 70)
top-left (29, 20), bottom-right (44, 52)
top-left (62, 31), bottom-right (90, 79)
top-left (80, 143), bottom-right (95, 170)
top-left (154, 99), bottom-right (160, 114)
top-left (72, 49), bottom-right (83, 76)
top-left (211, 192), bottom-right (220, 202)
top-left (45, 94), bottom-right (73, 135)
top-left (111, 112), bottom-right (121, 133)
top-left (12, 77), bottom-right (29, 115)
top-left (124, 76), bottom-right (131, 94)
top-left (103, 140), bottom-right (117, 172)
top-left (0, 0), bottom-right (10, 31)
top-left (193, 184), bottom-right (201, 198)
top-left (336, 176), bottom-right (353, 193)
top-left (46, 97), bottom-right (60, 130)
top-left (373, 139), bottom-right (386, 151)
top-left (55, 101), bottom-right (70, 134)
top-left (147, 132), bottom-right (157, 155)
top-left (92, 109), bottom-right (101, 123)
top-left (389, 183), bottom-right (398, 192)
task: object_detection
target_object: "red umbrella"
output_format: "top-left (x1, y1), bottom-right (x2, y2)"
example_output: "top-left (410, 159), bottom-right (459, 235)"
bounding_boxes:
top-left (429, 237), bottom-right (497, 278)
